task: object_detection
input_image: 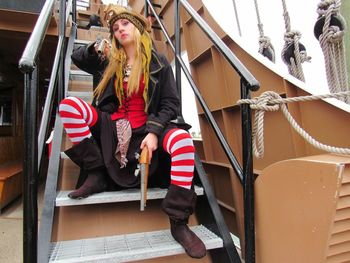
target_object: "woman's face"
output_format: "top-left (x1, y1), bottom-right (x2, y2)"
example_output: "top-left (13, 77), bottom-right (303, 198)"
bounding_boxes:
top-left (112, 18), bottom-right (136, 47)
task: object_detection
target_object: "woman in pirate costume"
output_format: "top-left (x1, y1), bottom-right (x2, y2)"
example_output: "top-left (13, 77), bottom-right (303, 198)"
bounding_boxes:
top-left (58, 4), bottom-right (206, 259)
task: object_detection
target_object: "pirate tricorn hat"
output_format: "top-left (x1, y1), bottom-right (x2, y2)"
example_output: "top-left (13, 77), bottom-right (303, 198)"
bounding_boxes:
top-left (104, 4), bottom-right (151, 36)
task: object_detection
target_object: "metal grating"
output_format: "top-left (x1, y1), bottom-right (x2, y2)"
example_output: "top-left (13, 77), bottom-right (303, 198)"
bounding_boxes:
top-left (56, 186), bottom-right (204, 206)
top-left (49, 225), bottom-right (223, 262)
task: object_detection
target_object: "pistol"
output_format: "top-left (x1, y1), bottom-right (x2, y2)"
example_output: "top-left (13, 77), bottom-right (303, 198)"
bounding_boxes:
top-left (97, 39), bottom-right (106, 55)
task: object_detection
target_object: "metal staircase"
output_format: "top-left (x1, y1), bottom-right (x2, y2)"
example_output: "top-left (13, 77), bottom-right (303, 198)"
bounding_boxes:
top-left (49, 225), bottom-right (223, 262)
top-left (19, 1), bottom-right (251, 262)
top-left (39, 34), bottom-right (241, 262)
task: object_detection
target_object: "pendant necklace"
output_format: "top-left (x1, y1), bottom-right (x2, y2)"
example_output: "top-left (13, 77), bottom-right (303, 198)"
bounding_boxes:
top-left (123, 64), bottom-right (132, 81)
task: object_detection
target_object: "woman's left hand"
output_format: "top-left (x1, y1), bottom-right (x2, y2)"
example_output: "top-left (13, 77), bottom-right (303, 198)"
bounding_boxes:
top-left (140, 133), bottom-right (158, 162)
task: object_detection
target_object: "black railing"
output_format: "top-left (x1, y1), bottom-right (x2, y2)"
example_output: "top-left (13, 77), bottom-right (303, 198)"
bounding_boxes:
top-left (18, 0), bottom-right (56, 261)
top-left (146, 1), bottom-right (259, 262)
top-left (38, 14), bottom-right (78, 263)
top-left (146, 0), bottom-right (244, 183)
top-left (18, 0), bottom-right (74, 262)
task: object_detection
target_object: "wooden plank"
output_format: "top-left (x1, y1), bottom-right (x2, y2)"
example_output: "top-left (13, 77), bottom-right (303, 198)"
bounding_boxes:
top-left (0, 160), bottom-right (22, 180)
top-left (0, 160), bottom-right (23, 211)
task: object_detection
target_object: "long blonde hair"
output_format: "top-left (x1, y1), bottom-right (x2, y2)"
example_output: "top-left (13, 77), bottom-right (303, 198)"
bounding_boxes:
top-left (94, 27), bottom-right (152, 108)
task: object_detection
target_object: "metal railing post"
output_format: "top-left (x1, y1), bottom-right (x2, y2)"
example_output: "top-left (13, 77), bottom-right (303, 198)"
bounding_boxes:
top-left (18, 1), bottom-right (56, 262)
top-left (58, 0), bottom-right (66, 103)
top-left (143, 2), bottom-right (260, 262)
top-left (241, 79), bottom-right (255, 263)
top-left (72, 0), bottom-right (77, 25)
top-left (23, 67), bottom-right (39, 263)
top-left (144, 0), bottom-right (149, 17)
top-left (175, 0), bottom-right (182, 114)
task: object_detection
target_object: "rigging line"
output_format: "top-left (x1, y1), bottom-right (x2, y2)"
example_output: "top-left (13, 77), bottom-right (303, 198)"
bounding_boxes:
top-left (280, 0), bottom-right (310, 81)
top-left (315, 0), bottom-right (349, 103)
top-left (231, 0), bottom-right (242, 36)
top-left (253, 0), bottom-right (264, 37)
top-left (281, 0), bottom-right (291, 32)
top-left (253, 0), bottom-right (275, 62)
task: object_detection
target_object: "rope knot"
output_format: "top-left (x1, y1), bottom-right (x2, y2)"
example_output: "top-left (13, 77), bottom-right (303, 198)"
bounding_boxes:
top-left (284, 30), bottom-right (301, 43)
top-left (299, 50), bottom-right (312, 63)
top-left (258, 36), bottom-right (271, 48)
top-left (317, 0), bottom-right (341, 16)
top-left (325, 25), bottom-right (344, 42)
top-left (238, 90), bottom-right (350, 159)
top-left (250, 91), bottom-right (281, 111)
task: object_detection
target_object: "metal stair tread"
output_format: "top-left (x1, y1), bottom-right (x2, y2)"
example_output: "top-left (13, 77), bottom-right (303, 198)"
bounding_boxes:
top-left (56, 186), bottom-right (204, 206)
top-left (66, 91), bottom-right (93, 99)
top-left (49, 225), bottom-right (223, 262)
top-left (74, 39), bottom-right (91, 46)
top-left (70, 69), bottom-right (92, 76)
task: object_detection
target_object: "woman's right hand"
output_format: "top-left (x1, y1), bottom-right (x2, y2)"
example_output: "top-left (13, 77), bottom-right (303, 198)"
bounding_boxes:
top-left (140, 133), bottom-right (158, 163)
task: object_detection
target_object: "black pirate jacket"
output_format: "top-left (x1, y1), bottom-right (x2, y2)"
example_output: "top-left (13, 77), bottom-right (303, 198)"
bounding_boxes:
top-left (71, 43), bottom-right (184, 138)
top-left (71, 43), bottom-right (191, 187)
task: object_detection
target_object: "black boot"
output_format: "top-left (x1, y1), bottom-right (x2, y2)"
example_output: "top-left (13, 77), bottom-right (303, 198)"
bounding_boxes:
top-left (162, 184), bottom-right (206, 258)
top-left (65, 137), bottom-right (107, 199)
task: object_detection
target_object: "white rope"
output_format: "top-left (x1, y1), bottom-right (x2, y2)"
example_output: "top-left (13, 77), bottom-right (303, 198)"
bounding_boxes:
top-left (253, 0), bottom-right (275, 62)
top-left (316, 0), bottom-right (349, 103)
top-left (280, 0), bottom-right (311, 81)
top-left (237, 90), bottom-right (350, 158)
top-left (231, 0), bottom-right (242, 36)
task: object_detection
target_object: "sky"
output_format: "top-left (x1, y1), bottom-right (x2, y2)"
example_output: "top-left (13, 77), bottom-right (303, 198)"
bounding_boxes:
top-left (100, 0), bottom-right (332, 135)
top-left (203, 0), bottom-right (329, 93)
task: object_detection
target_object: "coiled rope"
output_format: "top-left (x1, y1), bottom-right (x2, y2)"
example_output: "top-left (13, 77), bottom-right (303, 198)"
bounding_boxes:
top-left (237, 90), bottom-right (350, 158)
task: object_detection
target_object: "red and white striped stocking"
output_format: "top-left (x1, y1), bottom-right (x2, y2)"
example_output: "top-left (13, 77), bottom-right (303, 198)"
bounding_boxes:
top-left (58, 97), bottom-right (98, 144)
top-left (163, 128), bottom-right (195, 189)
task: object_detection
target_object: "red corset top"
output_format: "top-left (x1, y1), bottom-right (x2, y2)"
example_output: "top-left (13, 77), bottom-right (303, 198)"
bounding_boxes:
top-left (110, 80), bottom-right (147, 128)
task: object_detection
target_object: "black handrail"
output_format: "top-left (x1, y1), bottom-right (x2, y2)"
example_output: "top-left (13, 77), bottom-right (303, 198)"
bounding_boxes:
top-left (146, 0), bottom-right (244, 183)
top-left (146, 0), bottom-right (244, 262)
top-left (241, 79), bottom-right (255, 263)
top-left (38, 22), bottom-right (77, 263)
top-left (18, 0), bottom-right (56, 73)
top-left (37, 1), bottom-right (74, 171)
top-left (174, 0), bottom-right (182, 114)
top-left (179, 0), bottom-right (259, 91)
top-left (147, 1), bottom-right (259, 262)
top-left (18, 0), bottom-right (56, 261)
top-left (37, 37), bottom-right (64, 168)
top-left (179, 2), bottom-right (258, 262)
top-left (18, 0), bottom-right (73, 262)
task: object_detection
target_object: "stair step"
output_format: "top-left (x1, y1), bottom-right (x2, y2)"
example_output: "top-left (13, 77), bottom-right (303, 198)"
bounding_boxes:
top-left (56, 186), bottom-right (204, 206)
top-left (90, 26), bottom-right (109, 32)
top-left (66, 91), bottom-right (93, 100)
top-left (74, 39), bottom-right (91, 46)
top-left (49, 225), bottom-right (222, 262)
top-left (61, 152), bottom-right (68, 159)
top-left (69, 70), bottom-right (93, 82)
top-left (70, 69), bottom-right (92, 76)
